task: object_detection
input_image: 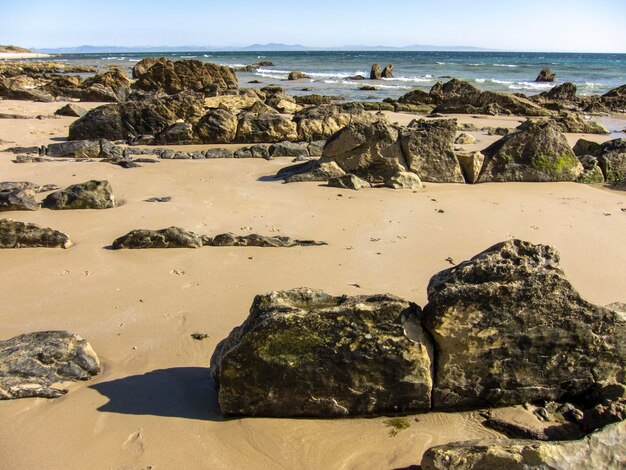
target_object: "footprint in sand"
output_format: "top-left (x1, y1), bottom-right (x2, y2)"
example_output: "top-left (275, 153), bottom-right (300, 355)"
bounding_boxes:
top-left (123, 429), bottom-right (145, 458)
top-left (170, 269), bottom-right (186, 276)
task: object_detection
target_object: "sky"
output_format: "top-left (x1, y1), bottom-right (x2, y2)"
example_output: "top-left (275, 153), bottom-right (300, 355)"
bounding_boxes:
top-left (1, 0), bottom-right (625, 53)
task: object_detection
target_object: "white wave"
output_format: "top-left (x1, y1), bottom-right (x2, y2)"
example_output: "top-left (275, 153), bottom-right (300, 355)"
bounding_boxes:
top-left (583, 82), bottom-right (603, 88)
top-left (384, 76), bottom-right (434, 83)
top-left (203, 54), bottom-right (212, 58)
top-left (255, 72), bottom-right (286, 79)
top-left (475, 78), bottom-right (486, 83)
top-left (222, 63), bottom-right (247, 68)
top-left (180, 55), bottom-right (197, 58)
top-left (493, 63), bottom-right (518, 68)
top-left (436, 62), bottom-right (447, 65)
top-left (323, 79), bottom-right (411, 90)
top-left (128, 59), bottom-right (140, 63)
top-left (508, 81), bottom-right (555, 90)
top-left (102, 56), bottom-right (127, 60)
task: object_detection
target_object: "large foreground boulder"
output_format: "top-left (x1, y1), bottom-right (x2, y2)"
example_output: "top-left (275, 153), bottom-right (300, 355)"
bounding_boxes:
top-left (132, 58), bottom-right (238, 95)
top-left (42, 180), bottom-right (116, 210)
top-left (112, 227), bottom-right (202, 249)
top-left (423, 239), bottom-right (625, 411)
top-left (421, 420), bottom-right (625, 470)
top-left (0, 331), bottom-right (100, 399)
top-left (597, 139), bottom-right (626, 182)
top-left (211, 288), bottom-right (434, 417)
top-left (400, 119), bottom-right (465, 183)
top-left (0, 219), bottom-right (71, 248)
top-left (293, 103), bottom-right (372, 141)
top-left (320, 120), bottom-right (407, 184)
top-left (478, 120), bottom-right (582, 182)
top-left (0, 189), bottom-right (38, 211)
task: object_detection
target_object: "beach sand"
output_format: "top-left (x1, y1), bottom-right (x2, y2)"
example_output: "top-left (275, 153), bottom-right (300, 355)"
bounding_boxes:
top-left (0, 100), bottom-right (625, 469)
top-left (0, 52), bottom-right (52, 60)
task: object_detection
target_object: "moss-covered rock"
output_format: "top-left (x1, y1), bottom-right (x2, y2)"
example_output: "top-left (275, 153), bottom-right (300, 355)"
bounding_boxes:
top-left (42, 180), bottom-right (116, 210)
top-left (597, 138), bottom-right (626, 182)
top-left (423, 240), bottom-right (625, 411)
top-left (211, 288), bottom-right (434, 417)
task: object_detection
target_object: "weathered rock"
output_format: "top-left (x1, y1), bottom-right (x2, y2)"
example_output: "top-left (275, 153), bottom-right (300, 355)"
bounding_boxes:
top-left (549, 112), bottom-right (609, 134)
top-left (327, 174), bottom-right (371, 190)
top-left (132, 57), bottom-right (162, 78)
top-left (597, 139), bottom-right (626, 182)
top-left (133, 58), bottom-right (238, 95)
top-left (235, 112), bottom-right (298, 143)
top-left (294, 94), bottom-right (342, 106)
top-left (288, 71), bottom-right (310, 80)
top-left (400, 119), bottom-right (465, 183)
top-left (423, 239), bottom-right (625, 410)
top-left (269, 141), bottom-right (310, 158)
top-left (385, 171), bottom-right (423, 190)
top-left (193, 108), bottom-right (238, 144)
top-left (82, 68), bottom-right (131, 89)
top-left (294, 103), bottom-right (372, 141)
top-left (454, 132), bottom-right (477, 145)
top-left (307, 140), bottom-right (326, 157)
top-left (479, 120), bottom-right (583, 182)
top-left (154, 122), bottom-right (195, 145)
top-left (421, 421), bottom-right (625, 470)
top-left (42, 180), bottom-right (117, 210)
top-left (0, 182), bottom-right (58, 193)
top-left (47, 140), bottom-right (101, 158)
top-left (0, 219), bottom-right (72, 248)
top-left (112, 227), bottom-right (202, 249)
top-left (0, 189), bottom-right (38, 211)
top-left (205, 148), bottom-right (234, 159)
top-left (280, 160), bottom-right (346, 183)
top-left (54, 103), bottom-right (88, 117)
top-left (381, 64), bottom-right (394, 79)
top-left (210, 288), bottom-right (433, 417)
top-left (577, 155), bottom-right (605, 183)
top-left (456, 151), bottom-right (486, 184)
top-left (540, 82), bottom-right (577, 101)
top-left (370, 64), bottom-right (382, 80)
top-left (573, 138), bottom-right (602, 157)
top-left (0, 331), bottom-right (100, 399)
top-left (536, 67), bottom-right (557, 82)
top-left (205, 233), bottom-right (326, 247)
top-left (320, 120), bottom-right (407, 184)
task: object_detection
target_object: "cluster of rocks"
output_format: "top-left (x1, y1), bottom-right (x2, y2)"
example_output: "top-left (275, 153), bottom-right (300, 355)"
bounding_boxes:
top-left (278, 116), bottom-right (625, 187)
top-left (211, 239), bottom-right (625, 420)
top-left (370, 64), bottom-right (394, 79)
top-left (111, 227), bottom-right (326, 249)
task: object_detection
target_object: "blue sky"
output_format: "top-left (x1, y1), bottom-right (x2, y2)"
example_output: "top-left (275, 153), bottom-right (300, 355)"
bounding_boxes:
top-left (2, 0), bottom-right (625, 52)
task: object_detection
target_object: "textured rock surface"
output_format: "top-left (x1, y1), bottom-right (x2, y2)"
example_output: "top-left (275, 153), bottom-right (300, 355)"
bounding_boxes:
top-left (479, 120), bottom-right (582, 182)
top-left (0, 331), bottom-right (100, 399)
top-left (400, 119), bottom-right (465, 183)
top-left (235, 112), bottom-right (298, 143)
top-left (0, 219), bottom-right (72, 248)
top-left (42, 180), bottom-right (116, 210)
top-left (320, 120), bottom-right (407, 184)
top-left (423, 239), bottom-right (625, 410)
top-left (54, 103), bottom-right (87, 117)
top-left (385, 171), bottom-right (423, 189)
top-left (112, 227), bottom-right (202, 249)
top-left (536, 67), bottom-right (557, 82)
top-left (205, 233), bottom-right (326, 247)
top-left (293, 103), bottom-right (371, 141)
top-left (597, 139), bottom-right (626, 182)
top-left (456, 151), bottom-right (486, 184)
top-left (211, 288), bottom-right (433, 417)
top-left (421, 420), bottom-right (625, 470)
top-left (195, 108), bottom-right (238, 144)
top-left (0, 189), bottom-right (38, 211)
top-left (279, 160), bottom-right (346, 183)
top-left (327, 174), bottom-right (371, 190)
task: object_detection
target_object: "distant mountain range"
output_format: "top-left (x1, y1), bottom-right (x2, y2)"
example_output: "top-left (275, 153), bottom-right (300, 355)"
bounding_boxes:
top-left (34, 43), bottom-right (490, 54)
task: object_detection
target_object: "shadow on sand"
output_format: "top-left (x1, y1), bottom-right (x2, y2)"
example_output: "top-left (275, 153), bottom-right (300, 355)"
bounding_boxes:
top-left (90, 367), bottom-right (224, 421)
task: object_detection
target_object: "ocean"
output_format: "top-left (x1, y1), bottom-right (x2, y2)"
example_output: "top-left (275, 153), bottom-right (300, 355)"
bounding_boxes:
top-left (51, 50), bottom-right (625, 102)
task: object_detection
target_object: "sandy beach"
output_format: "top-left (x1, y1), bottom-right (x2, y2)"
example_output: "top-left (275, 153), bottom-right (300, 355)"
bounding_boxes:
top-left (0, 52), bottom-right (52, 60)
top-left (0, 97), bottom-right (624, 469)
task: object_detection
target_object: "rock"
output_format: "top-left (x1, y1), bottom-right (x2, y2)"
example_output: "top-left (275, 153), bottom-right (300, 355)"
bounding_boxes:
top-left (144, 196), bottom-right (171, 203)
top-left (597, 139), bottom-right (626, 182)
top-left (42, 180), bottom-right (117, 210)
top-left (385, 171), bottom-right (423, 190)
top-left (54, 104), bottom-right (88, 117)
top-left (131, 57), bottom-right (162, 78)
top-left (400, 119), bottom-right (465, 183)
top-left (0, 219), bottom-right (72, 248)
top-left (192, 108), bottom-right (238, 144)
top-left (0, 331), bottom-right (100, 399)
top-left (133, 58), bottom-right (238, 95)
top-left (46, 140), bottom-right (101, 158)
top-left (294, 103), bottom-right (372, 141)
top-left (398, 89), bottom-right (436, 105)
top-left (205, 148), bottom-right (234, 159)
top-left (0, 189), bottom-right (38, 211)
top-left (0, 182), bottom-right (58, 193)
top-left (359, 86), bottom-right (378, 91)
top-left (210, 288), bottom-right (433, 417)
top-left (320, 120), bottom-right (407, 184)
top-left (573, 138), bottom-right (602, 157)
top-left (577, 155), bottom-right (605, 183)
top-left (370, 64), bottom-right (382, 80)
top-left (423, 239), bottom-right (625, 411)
top-left (421, 421), bottom-right (625, 470)
top-left (540, 82), bottom-right (577, 101)
top-left (206, 234), bottom-right (326, 247)
top-left (235, 112), bottom-right (298, 143)
top-left (112, 227), bottom-right (202, 249)
top-left (269, 142), bottom-right (310, 158)
top-left (549, 112), bottom-right (609, 134)
top-left (381, 64), bottom-right (394, 79)
top-left (327, 174), bottom-right (371, 190)
top-left (479, 120), bottom-right (583, 182)
top-left (454, 132), bottom-right (476, 145)
top-left (154, 122), bottom-right (195, 145)
top-left (456, 151), bottom-right (486, 184)
top-left (536, 67), bottom-right (557, 82)
top-left (483, 127), bottom-right (512, 136)
top-left (294, 94), bottom-right (342, 106)
top-left (307, 140), bottom-right (326, 157)
top-left (288, 71), bottom-right (310, 80)
top-left (82, 68), bottom-right (131, 89)
top-left (279, 160), bottom-right (346, 183)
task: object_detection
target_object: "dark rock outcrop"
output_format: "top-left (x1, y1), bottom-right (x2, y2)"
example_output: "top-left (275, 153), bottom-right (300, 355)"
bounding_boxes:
top-left (0, 219), bottom-right (72, 248)
top-left (205, 233), bottom-right (326, 247)
top-left (597, 139), bottom-right (626, 182)
top-left (423, 239), bottom-right (625, 410)
top-left (54, 104), bottom-right (88, 117)
top-left (0, 189), bottom-right (38, 211)
top-left (293, 103), bottom-right (372, 141)
top-left (370, 64), bottom-right (382, 80)
top-left (42, 180), bottom-right (117, 210)
top-left (235, 112), bottom-right (298, 143)
top-left (381, 64), bottom-right (394, 78)
top-left (288, 71), bottom-right (310, 80)
top-left (478, 120), bottom-right (582, 182)
top-left (536, 67), bottom-right (556, 82)
top-left (195, 108), bottom-right (238, 144)
top-left (0, 331), bottom-right (100, 399)
top-left (210, 288), bottom-right (433, 417)
top-left (47, 140), bottom-right (101, 158)
top-left (112, 227), bottom-right (202, 249)
top-left (278, 160), bottom-right (346, 183)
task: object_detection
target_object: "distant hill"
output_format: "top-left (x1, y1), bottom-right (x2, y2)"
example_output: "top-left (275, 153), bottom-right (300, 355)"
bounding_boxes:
top-left (0, 45), bottom-right (32, 53)
top-left (34, 43), bottom-right (490, 54)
